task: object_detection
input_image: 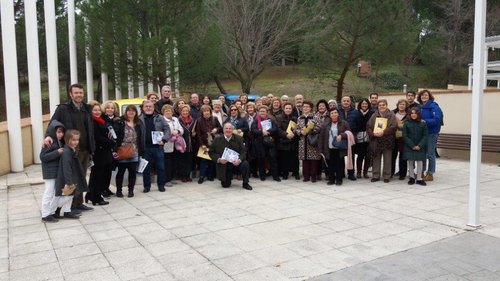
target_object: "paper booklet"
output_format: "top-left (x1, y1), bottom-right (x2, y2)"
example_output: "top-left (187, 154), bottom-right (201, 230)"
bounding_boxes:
top-left (222, 147), bottom-right (240, 163)
top-left (286, 120), bottom-right (297, 134)
top-left (137, 158), bottom-right (149, 173)
top-left (152, 131), bottom-right (164, 144)
top-left (304, 120), bottom-right (315, 134)
top-left (373, 117), bottom-right (388, 134)
top-left (197, 146), bottom-right (211, 160)
top-left (260, 119), bottom-right (272, 131)
top-left (233, 129), bottom-right (244, 137)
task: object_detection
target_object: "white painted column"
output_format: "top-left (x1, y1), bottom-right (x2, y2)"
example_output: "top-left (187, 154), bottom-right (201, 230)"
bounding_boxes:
top-left (468, 0), bottom-right (487, 228)
top-left (138, 81), bottom-right (145, 97)
top-left (44, 0), bottom-right (60, 115)
top-left (101, 72), bottom-right (109, 102)
top-left (68, 0), bottom-right (78, 83)
top-left (1, 0), bottom-right (24, 172)
top-left (85, 19), bottom-right (94, 101)
top-left (25, 0), bottom-right (44, 164)
top-left (468, 66), bottom-right (473, 90)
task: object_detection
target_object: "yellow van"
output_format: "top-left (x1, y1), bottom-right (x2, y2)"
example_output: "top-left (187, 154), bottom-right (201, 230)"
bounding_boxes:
top-left (113, 97), bottom-right (146, 116)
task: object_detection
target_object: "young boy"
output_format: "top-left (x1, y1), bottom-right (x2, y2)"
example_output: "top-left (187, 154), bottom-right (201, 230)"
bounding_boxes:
top-left (40, 121), bottom-right (65, 222)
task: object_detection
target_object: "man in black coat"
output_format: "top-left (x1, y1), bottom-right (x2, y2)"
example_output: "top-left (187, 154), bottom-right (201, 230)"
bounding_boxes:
top-left (155, 85), bottom-right (174, 113)
top-left (44, 84), bottom-right (94, 212)
top-left (209, 123), bottom-right (252, 190)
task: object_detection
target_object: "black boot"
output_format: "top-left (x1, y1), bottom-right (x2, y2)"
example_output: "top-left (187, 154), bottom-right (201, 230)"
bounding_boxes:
top-left (53, 208), bottom-right (62, 219)
top-left (128, 187), bottom-right (134, 198)
top-left (116, 188), bottom-right (123, 198)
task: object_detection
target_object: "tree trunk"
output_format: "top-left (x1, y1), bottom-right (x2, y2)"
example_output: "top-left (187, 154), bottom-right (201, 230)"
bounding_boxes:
top-left (214, 76), bottom-right (227, 94)
top-left (336, 36), bottom-right (358, 102)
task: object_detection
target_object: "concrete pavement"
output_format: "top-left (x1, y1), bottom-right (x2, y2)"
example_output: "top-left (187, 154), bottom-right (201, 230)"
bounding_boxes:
top-left (1, 158), bottom-right (499, 280)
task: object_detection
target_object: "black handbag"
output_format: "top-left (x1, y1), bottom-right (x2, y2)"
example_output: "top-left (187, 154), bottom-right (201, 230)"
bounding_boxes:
top-left (307, 133), bottom-right (319, 147)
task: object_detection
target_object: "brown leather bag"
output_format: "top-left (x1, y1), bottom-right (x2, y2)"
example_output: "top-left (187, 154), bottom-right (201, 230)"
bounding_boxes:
top-left (116, 144), bottom-right (134, 160)
top-left (62, 184), bottom-right (76, 196)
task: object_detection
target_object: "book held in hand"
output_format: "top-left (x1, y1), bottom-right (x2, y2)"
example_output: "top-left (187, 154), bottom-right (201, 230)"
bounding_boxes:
top-left (373, 117), bottom-right (388, 134)
top-left (152, 131), bottom-right (164, 144)
top-left (222, 147), bottom-right (240, 163)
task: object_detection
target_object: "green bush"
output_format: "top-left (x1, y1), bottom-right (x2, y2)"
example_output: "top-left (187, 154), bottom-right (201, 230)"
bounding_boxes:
top-left (374, 72), bottom-right (408, 90)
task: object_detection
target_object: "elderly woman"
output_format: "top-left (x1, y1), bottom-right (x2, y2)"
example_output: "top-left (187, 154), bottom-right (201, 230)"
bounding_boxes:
top-left (195, 105), bottom-right (222, 183)
top-left (315, 99), bottom-right (330, 180)
top-left (366, 99), bottom-right (398, 183)
top-left (212, 100), bottom-right (227, 126)
top-left (276, 102), bottom-right (300, 180)
top-left (225, 105), bottom-right (249, 135)
top-left (295, 101), bottom-right (321, 182)
top-left (250, 105), bottom-right (280, 182)
top-left (174, 98), bottom-right (187, 117)
top-left (328, 99), bottom-right (337, 112)
top-left (177, 105), bottom-right (196, 182)
top-left (318, 109), bottom-right (350, 186)
top-left (392, 99), bottom-right (409, 180)
top-left (113, 105), bottom-right (144, 198)
top-left (269, 98), bottom-right (283, 118)
top-left (162, 104), bottom-right (184, 187)
top-left (86, 101), bottom-right (115, 205)
top-left (243, 102), bottom-right (258, 177)
top-left (418, 90), bottom-right (443, 181)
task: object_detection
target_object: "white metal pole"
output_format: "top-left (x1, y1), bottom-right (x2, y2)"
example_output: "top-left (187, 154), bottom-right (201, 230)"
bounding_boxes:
top-left (68, 0), bottom-right (78, 83)
top-left (1, 0), bottom-right (24, 172)
top-left (25, 0), bottom-right (44, 164)
top-left (102, 72), bottom-right (109, 102)
top-left (44, 0), bottom-right (60, 115)
top-left (468, 0), bottom-right (487, 228)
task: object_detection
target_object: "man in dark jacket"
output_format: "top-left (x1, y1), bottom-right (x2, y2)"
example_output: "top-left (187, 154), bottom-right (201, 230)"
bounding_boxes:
top-left (155, 85), bottom-right (174, 113)
top-left (139, 100), bottom-right (171, 192)
top-left (338, 95), bottom-right (362, 181)
top-left (44, 84), bottom-right (94, 212)
top-left (189, 93), bottom-right (202, 119)
top-left (209, 123), bottom-right (252, 190)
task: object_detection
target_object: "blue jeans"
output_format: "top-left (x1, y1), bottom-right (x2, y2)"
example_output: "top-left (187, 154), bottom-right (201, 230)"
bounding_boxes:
top-left (143, 147), bottom-right (166, 190)
top-left (424, 133), bottom-right (438, 174)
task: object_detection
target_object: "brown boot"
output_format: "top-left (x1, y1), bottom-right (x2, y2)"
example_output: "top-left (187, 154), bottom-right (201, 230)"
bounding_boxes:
top-left (423, 173), bottom-right (433, 181)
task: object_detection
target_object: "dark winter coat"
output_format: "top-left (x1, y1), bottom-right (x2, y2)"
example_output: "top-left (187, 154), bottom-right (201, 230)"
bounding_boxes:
top-left (338, 107), bottom-right (362, 134)
top-left (421, 100), bottom-right (443, 134)
top-left (275, 113), bottom-right (299, 151)
top-left (224, 116), bottom-right (249, 134)
top-left (113, 118), bottom-right (145, 157)
top-left (250, 117), bottom-right (278, 159)
top-left (40, 120), bottom-right (65, 179)
top-left (209, 134), bottom-right (247, 181)
top-left (366, 109), bottom-right (398, 157)
top-left (92, 117), bottom-right (116, 166)
top-left (402, 119), bottom-right (428, 161)
top-left (139, 113), bottom-right (171, 146)
top-left (54, 145), bottom-right (89, 196)
top-left (195, 116), bottom-right (222, 147)
top-left (318, 119), bottom-right (350, 160)
top-left (48, 101), bottom-right (95, 153)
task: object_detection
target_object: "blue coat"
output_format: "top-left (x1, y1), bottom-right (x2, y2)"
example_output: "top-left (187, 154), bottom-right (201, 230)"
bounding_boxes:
top-left (338, 107), bottom-right (362, 134)
top-left (420, 100), bottom-right (443, 134)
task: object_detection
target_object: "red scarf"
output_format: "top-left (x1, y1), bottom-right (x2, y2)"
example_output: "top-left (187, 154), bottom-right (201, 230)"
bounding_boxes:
top-left (256, 115), bottom-right (267, 130)
top-left (92, 115), bottom-right (106, 125)
top-left (180, 115), bottom-right (193, 126)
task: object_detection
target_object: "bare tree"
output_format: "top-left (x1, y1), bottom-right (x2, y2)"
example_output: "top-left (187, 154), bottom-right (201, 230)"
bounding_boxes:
top-left (210, 0), bottom-right (315, 94)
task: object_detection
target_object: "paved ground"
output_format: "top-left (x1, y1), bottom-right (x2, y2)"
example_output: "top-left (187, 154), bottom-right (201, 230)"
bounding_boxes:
top-left (0, 158), bottom-right (499, 281)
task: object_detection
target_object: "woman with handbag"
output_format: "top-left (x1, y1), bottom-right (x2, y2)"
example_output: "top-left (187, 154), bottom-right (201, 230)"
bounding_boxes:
top-left (366, 99), bottom-right (398, 183)
top-left (178, 105), bottom-right (196, 182)
top-left (355, 98), bottom-right (373, 178)
top-left (318, 109), bottom-right (350, 186)
top-left (113, 105), bottom-right (145, 198)
top-left (295, 101), bottom-right (321, 182)
top-left (86, 101), bottom-right (115, 205)
top-left (391, 99), bottom-right (409, 180)
top-left (250, 105), bottom-right (280, 181)
top-left (162, 104), bottom-right (185, 187)
top-left (195, 105), bottom-right (222, 184)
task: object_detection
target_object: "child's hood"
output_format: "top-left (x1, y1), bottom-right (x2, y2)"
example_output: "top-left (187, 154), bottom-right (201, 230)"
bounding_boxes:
top-left (47, 120), bottom-right (65, 139)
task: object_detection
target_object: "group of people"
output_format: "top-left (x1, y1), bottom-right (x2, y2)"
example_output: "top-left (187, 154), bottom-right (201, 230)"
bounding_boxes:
top-left (39, 83), bottom-right (443, 223)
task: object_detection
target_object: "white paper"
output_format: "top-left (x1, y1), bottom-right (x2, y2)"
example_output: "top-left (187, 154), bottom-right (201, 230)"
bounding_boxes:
top-left (260, 119), bottom-right (272, 131)
top-left (137, 157), bottom-right (149, 173)
top-left (222, 147), bottom-right (240, 163)
top-left (151, 131), bottom-right (164, 144)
